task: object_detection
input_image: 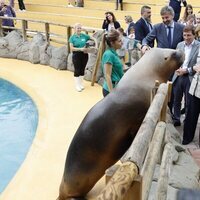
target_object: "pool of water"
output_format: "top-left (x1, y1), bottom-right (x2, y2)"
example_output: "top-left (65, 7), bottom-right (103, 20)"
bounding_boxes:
top-left (0, 78), bottom-right (38, 193)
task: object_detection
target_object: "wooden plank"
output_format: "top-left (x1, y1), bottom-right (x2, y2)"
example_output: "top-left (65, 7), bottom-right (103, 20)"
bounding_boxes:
top-left (156, 143), bottom-right (173, 200)
top-left (121, 83), bottom-right (168, 171)
top-left (141, 122), bottom-right (166, 200)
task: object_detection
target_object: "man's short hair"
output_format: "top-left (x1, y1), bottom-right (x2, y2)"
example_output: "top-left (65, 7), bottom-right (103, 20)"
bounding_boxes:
top-left (183, 25), bottom-right (195, 35)
top-left (160, 6), bottom-right (175, 17)
top-left (141, 5), bottom-right (151, 15)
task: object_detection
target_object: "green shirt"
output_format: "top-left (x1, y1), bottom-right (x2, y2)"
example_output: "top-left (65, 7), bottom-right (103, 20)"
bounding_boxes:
top-left (102, 48), bottom-right (124, 92)
top-left (69, 33), bottom-right (90, 48)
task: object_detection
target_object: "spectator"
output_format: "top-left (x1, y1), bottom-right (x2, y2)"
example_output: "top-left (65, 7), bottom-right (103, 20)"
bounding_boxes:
top-left (102, 11), bottom-right (120, 32)
top-left (101, 30), bottom-right (123, 97)
top-left (0, 0), bottom-right (16, 34)
top-left (69, 23), bottom-right (97, 92)
top-left (142, 6), bottom-right (184, 53)
top-left (195, 25), bottom-right (200, 41)
top-left (185, 14), bottom-right (196, 26)
top-left (115, 0), bottom-right (123, 10)
top-left (169, 0), bottom-right (187, 22)
top-left (183, 55), bottom-right (200, 144)
top-left (124, 15), bottom-right (135, 36)
top-left (127, 27), bottom-right (142, 66)
top-left (135, 5), bottom-right (154, 47)
top-left (179, 4), bottom-right (193, 24)
top-left (172, 25), bottom-right (200, 127)
top-left (18, 0), bottom-right (25, 11)
top-left (116, 27), bottom-right (129, 70)
top-left (195, 13), bottom-right (200, 26)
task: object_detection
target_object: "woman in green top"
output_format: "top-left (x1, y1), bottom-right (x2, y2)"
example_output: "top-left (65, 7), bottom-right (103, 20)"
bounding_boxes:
top-left (102, 29), bottom-right (124, 97)
top-left (69, 23), bottom-right (97, 92)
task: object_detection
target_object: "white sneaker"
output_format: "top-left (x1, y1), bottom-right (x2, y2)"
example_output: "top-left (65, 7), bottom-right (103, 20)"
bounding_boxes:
top-left (68, 4), bottom-right (74, 7)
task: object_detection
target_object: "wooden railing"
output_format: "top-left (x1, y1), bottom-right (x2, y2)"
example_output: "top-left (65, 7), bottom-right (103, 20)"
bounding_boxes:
top-left (0, 16), bottom-right (104, 82)
top-left (0, 16), bottom-right (103, 48)
top-left (96, 81), bottom-right (173, 200)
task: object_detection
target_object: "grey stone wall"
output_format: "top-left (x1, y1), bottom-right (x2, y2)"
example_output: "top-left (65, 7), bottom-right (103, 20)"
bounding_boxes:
top-left (0, 30), bottom-right (102, 83)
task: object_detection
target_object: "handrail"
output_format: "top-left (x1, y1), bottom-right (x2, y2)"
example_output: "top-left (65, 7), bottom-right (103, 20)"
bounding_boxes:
top-left (0, 16), bottom-right (103, 46)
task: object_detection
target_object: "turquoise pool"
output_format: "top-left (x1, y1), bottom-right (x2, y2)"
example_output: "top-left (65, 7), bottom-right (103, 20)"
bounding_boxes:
top-left (0, 78), bottom-right (38, 193)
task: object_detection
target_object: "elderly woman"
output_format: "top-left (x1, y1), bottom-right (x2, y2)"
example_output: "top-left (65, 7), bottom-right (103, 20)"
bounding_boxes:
top-left (101, 29), bottom-right (124, 97)
top-left (69, 23), bottom-right (97, 92)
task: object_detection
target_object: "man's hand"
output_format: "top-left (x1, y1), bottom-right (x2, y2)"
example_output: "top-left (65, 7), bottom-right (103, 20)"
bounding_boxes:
top-left (175, 68), bottom-right (188, 76)
top-left (193, 65), bottom-right (200, 73)
top-left (141, 45), bottom-right (150, 54)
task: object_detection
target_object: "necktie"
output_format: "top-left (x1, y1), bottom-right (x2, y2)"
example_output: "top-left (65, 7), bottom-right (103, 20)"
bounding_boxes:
top-left (167, 26), bottom-right (172, 48)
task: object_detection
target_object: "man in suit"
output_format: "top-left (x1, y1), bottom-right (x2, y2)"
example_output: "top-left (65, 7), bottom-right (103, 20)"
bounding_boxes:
top-left (135, 5), bottom-right (153, 47)
top-left (142, 6), bottom-right (184, 116)
top-left (183, 49), bottom-right (200, 145)
top-left (169, 0), bottom-right (187, 22)
top-left (142, 5), bottom-right (184, 52)
top-left (172, 25), bottom-right (200, 127)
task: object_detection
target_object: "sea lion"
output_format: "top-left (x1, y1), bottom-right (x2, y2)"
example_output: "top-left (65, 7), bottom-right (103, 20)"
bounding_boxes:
top-left (58, 48), bottom-right (184, 200)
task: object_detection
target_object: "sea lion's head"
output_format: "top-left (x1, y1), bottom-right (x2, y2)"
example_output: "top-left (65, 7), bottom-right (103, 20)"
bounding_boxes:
top-left (147, 48), bottom-right (185, 81)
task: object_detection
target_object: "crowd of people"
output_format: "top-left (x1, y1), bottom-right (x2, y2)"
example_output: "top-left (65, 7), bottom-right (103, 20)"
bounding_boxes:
top-left (69, 2), bottom-right (200, 146)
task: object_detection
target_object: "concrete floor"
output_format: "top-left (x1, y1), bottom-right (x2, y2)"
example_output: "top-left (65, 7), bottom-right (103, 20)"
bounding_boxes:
top-left (0, 58), bottom-right (104, 200)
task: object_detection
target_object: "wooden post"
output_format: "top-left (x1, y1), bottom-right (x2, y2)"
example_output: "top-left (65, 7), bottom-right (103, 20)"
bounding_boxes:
top-left (150, 80), bottom-right (160, 103)
top-left (156, 143), bottom-right (173, 200)
top-left (21, 20), bottom-right (27, 42)
top-left (159, 89), bottom-right (168, 122)
top-left (66, 26), bottom-right (71, 52)
top-left (91, 33), bottom-right (105, 86)
top-left (121, 83), bottom-right (168, 170)
top-left (167, 81), bottom-right (172, 103)
top-left (0, 18), bottom-right (3, 37)
top-left (141, 122), bottom-right (166, 200)
top-left (45, 22), bottom-right (50, 44)
top-left (97, 162), bottom-right (139, 200)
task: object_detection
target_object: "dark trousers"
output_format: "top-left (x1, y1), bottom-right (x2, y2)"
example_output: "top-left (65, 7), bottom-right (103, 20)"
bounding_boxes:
top-left (173, 75), bottom-right (191, 122)
top-left (72, 52), bottom-right (88, 77)
top-left (18, 0), bottom-right (26, 10)
top-left (183, 94), bottom-right (200, 144)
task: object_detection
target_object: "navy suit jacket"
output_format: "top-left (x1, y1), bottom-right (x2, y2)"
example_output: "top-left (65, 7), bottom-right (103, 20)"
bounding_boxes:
top-left (169, 0), bottom-right (187, 21)
top-left (135, 17), bottom-right (153, 47)
top-left (142, 22), bottom-right (184, 49)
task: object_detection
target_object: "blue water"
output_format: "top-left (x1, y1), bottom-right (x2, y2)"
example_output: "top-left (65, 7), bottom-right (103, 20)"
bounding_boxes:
top-left (0, 78), bottom-right (38, 193)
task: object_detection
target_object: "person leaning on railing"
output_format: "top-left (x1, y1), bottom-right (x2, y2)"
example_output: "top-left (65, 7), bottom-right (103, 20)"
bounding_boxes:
top-left (69, 23), bottom-right (97, 92)
top-left (0, 0), bottom-right (16, 35)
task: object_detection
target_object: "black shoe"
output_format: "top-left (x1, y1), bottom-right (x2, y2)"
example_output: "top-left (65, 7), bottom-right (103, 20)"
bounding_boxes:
top-left (174, 121), bottom-right (181, 127)
top-left (181, 108), bottom-right (185, 115)
top-left (182, 140), bottom-right (190, 145)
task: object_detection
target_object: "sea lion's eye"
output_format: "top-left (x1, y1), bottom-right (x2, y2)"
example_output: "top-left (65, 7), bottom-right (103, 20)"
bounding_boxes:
top-left (164, 57), bottom-right (168, 60)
